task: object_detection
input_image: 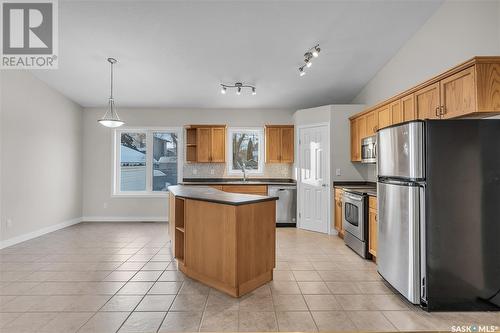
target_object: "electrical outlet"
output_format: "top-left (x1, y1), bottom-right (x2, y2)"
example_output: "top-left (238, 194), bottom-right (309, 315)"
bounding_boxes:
top-left (6, 218), bottom-right (12, 228)
top-left (210, 168), bottom-right (215, 175)
top-left (336, 168), bottom-right (341, 176)
top-left (192, 168), bottom-right (197, 175)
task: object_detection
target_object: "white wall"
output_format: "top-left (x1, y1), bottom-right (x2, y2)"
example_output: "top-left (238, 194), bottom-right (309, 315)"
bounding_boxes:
top-left (353, 0), bottom-right (500, 106)
top-left (82, 107), bottom-right (294, 221)
top-left (293, 104), bottom-right (367, 184)
top-left (293, 104), bottom-right (365, 234)
top-left (330, 105), bottom-right (367, 182)
top-left (0, 71), bottom-right (84, 248)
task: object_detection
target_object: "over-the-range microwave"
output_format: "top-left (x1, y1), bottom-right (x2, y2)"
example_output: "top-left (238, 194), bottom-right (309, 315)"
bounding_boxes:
top-left (361, 135), bottom-right (376, 163)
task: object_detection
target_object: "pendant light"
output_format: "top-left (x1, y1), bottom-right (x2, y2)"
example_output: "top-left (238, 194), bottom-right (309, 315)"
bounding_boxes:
top-left (98, 58), bottom-right (124, 128)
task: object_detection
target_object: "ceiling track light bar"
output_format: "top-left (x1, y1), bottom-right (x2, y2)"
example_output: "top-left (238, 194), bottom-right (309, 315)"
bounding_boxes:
top-left (298, 44), bottom-right (321, 77)
top-left (220, 82), bottom-right (256, 95)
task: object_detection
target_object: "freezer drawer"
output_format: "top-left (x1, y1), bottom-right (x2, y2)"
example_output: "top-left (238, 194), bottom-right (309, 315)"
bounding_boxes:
top-left (377, 181), bottom-right (422, 304)
top-left (377, 121), bottom-right (424, 180)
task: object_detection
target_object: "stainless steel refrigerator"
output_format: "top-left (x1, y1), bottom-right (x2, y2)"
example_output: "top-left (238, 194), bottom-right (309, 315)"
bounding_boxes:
top-left (377, 120), bottom-right (500, 311)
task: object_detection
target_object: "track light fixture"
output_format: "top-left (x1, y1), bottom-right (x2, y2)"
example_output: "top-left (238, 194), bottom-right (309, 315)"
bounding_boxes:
top-left (298, 44), bottom-right (320, 77)
top-left (299, 66), bottom-right (306, 76)
top-left (220, 82), bottom-right (256, 96)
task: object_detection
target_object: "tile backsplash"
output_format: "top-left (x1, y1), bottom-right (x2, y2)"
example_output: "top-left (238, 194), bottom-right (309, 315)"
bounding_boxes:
top-left (183, 163), bottom-right (293, 179)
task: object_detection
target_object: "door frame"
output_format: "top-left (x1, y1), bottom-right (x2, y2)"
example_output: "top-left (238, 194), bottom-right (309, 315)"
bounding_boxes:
top-left (296, 122), bottom-right (331, 235)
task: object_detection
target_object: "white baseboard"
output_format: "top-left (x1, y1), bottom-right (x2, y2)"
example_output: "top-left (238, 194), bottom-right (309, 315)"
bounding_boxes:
top-left (0, 217), bottom-right (83, 250)
top-left (82, 216), bottom-right (168, 222)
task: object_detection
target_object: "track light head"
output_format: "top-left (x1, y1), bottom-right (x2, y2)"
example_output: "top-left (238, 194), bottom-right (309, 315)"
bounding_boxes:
top-left (236, 87), bottom-right (241, 95)
top-left (252, 87), bottom-right (256, 95)
top-left (299, 66), bottom-right (306, 77)
top-left (305, 59), bottom-right (312, 68)
top-left (221, 86), bottom-right (227, 94)
top-left (312, 46), bottom-right (320, 58)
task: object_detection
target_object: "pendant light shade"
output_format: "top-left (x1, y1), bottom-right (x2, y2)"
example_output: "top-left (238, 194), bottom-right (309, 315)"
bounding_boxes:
top-left (98, 58), bottom-right (124, 128)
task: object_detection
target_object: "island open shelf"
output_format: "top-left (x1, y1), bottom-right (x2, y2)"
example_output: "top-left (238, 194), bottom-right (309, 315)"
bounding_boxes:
top-left (168, 185), bottom-right (278, 297)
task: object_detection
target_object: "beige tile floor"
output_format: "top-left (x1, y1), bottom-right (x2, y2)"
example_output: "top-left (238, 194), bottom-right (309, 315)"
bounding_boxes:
top-left (0, 222), bottom-right (498, 332)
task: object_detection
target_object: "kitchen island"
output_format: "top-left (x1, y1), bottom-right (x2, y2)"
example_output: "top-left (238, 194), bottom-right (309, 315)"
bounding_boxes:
top-left (168, 185), bottom-right (278, 297)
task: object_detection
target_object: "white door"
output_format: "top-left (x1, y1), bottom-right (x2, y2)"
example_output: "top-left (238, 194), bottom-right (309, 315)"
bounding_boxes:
top-left (298, 125), bottom-right (329, 233)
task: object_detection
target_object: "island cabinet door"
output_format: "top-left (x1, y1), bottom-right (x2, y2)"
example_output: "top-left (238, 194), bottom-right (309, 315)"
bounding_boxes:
top-left (184, 200), bottom-right (237, 289)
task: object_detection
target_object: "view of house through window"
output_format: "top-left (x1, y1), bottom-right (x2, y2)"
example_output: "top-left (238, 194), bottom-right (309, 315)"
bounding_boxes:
top-left (229, 128), bottom-right (263, 174)
top-left (117, 129), bottom-right (180, 194)
top-left (153, 132), bottom-right (178, 191)
top-left (120, 132), bottom-right (147, 191)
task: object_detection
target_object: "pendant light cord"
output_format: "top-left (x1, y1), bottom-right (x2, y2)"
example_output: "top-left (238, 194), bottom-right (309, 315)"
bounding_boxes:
top-left (110, 60), bottom-right (114, 100)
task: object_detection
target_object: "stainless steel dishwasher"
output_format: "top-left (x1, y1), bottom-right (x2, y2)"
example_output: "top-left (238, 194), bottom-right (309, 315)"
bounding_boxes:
top-left (268, 185), bottom-right (297, 227)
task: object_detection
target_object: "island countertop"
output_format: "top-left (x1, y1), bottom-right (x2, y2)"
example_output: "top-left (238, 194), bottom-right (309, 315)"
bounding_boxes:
top-left (168, 185), bottom-right (278, 206)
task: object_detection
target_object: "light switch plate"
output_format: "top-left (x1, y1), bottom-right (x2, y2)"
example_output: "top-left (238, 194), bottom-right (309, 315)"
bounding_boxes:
top-left (336, 168), bottom-right (341, 176)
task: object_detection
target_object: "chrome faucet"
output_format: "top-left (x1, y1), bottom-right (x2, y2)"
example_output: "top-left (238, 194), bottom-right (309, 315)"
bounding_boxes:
top-left (237, 161), bottom-right (247, 182)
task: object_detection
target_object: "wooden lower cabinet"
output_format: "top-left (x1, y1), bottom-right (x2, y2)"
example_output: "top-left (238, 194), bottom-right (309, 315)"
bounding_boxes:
top-left (368, 196), bottom-right (377, 258)
top-left (221, 185), bottom-right (267, 195)
top-left (170, 192), bottom-right (276, 297)
top-left (334, 188), bottom-right (344, 238)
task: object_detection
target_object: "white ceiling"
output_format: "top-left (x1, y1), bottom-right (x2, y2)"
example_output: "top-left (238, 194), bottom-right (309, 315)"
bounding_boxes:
top-left (32, 0), bottom-right (442, 110)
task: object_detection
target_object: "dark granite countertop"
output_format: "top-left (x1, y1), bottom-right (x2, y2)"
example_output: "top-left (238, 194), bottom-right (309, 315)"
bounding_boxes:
top-left (168, 185), bottom-right (278, 206)
top-left (181, 178), bottom-right (296, 186)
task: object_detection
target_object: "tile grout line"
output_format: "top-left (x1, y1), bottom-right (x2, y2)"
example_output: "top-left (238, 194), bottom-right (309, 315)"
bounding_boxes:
top-left (73, 243), bottom-right (149, 333)
top-left (113, 245), bottom-right (168, 333)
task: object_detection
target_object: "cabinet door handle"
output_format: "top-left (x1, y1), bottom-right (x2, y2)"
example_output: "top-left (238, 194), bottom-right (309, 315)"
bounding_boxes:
top-left (435, 106), bottom-right (440, 117)
top-left (440, 105), bottom-right (445, 116)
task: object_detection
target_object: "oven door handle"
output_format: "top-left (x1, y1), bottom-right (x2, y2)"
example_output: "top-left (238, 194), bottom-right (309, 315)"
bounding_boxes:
top-left (344, 194), bottom-right (363, 202)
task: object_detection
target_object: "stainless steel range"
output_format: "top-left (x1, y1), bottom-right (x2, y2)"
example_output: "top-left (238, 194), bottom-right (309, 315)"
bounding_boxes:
top-left (342, 186), bottom-right (376, 259)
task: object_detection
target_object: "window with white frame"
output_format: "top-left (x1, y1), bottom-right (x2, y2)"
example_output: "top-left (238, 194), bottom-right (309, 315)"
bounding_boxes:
top-left (227, 128), bottom-right (264, 175)
top-left (114, 128), bottom-right (182, 195)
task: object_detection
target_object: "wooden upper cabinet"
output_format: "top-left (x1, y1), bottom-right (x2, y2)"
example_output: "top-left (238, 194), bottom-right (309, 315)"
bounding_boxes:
top-left (440, 66), bottom-right (476, 119)
top-left (415, 82), bottom-right (441, 120)
top-left (365, 110), bottom-right (378, 136)
top-left (265, 125), bottom-right (294, 164)
top-left (377, 104), bottom-right (391, 129)
top-left (350, 118), bottom-right (360, 162)
top-left (210, 127), bottom-right (226, 162)
top-left (358, 115), bottom-right (367, 139)
top-left (389, 100), bottom-right (402, 125)
top-left (196, 128), bottom-right (211, 162)
top-left (476, 63), bottom-right (500, 112)
top-left (265, 126), bottom-right (283, 163)
top-left (401, 94), bottom-right (416, 122)
top-left (280, 127), bottom-right (294, 163)
top-left (187, 125), bottom-right (226, 163)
